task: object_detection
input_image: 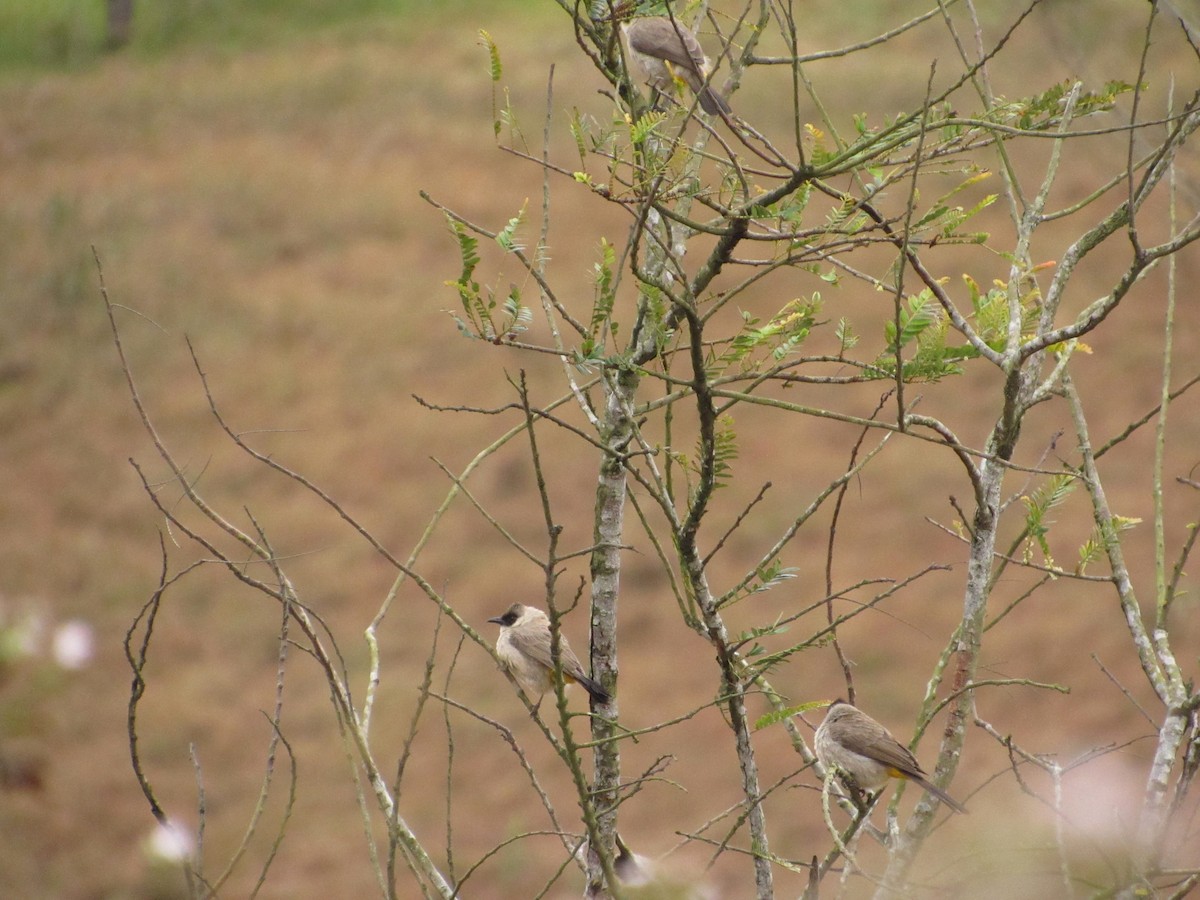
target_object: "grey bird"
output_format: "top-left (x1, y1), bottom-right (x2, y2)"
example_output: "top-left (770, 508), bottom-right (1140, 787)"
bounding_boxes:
top-left (620, 15), bottom-right (731, 116)
top-left (487, 603), bottom-right (610, 705)
top-left (814, 699), bottom-right (968, 814)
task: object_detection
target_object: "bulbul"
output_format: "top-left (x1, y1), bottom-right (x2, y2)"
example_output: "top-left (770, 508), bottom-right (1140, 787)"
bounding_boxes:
top-left (814, 699), bottom-right (968, 814)
top-left (487, 603), bottom-right (610, 704)
top-left (612, 834), bottom-right (711, 897)
top-left (614, 833), bottom-right (653, 887)
top-left (620, 16), bottom-right (731, 116)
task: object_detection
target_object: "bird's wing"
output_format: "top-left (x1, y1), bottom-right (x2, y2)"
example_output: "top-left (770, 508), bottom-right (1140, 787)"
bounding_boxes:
top-left (627, 17), bottom-right (707, 75)
top-left (507, 624), bottom-right (586, 679)
top-left (863, 733), bottom-right (926, 779)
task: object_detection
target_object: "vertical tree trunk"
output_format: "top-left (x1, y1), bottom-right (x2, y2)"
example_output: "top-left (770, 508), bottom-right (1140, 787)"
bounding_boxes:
top-left (878, 370), bottom-right (1027, 896)
top-left (106, 0), bottom-right (134, 50)
top-left (584, 366), bottom-right (637, 898)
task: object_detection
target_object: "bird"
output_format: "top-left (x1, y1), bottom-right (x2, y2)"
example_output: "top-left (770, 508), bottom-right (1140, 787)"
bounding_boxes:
top-left (619, 15), bottom-right (731, 116)
top-left (614, 833), bottom-right (716, 898)
top-left (487, 603), bottom-right (610, 705)
top-left (570, 834), bottom-right (712, 898)
top-left (814, 699), bottom-right (968, 814)
top-left (614, 833), bottom-right (654, 886)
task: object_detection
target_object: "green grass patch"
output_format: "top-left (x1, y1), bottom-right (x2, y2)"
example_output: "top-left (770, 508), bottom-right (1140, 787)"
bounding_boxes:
top-left (0, 0), bottom-right (106, 70)
top-left (0, 0), bottom-right (525, 74)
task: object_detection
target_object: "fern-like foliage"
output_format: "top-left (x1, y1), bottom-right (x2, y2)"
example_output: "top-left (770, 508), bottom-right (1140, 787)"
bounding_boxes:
top-left (1021, 473), bottom-right (1077, 567)
top-left (443, 209), bottom-right (531, 342)
top-left (495, 201), bottom-right (526, 253)
top-left (692, 414), bottom-right (738, 491)
top-left (870, 290), bottom-right (972, 382)
top-left (584, 238), bottom-right (617, 354)
top-left (884, 290), bottom-right (940, 354)
top-left (989, 79), bottom-right (1135, 132)
top-left (754, 699), bottom-right (831, 732)
top-left (1077, 514), bottom-right (1141, 575)
top-left (477, 29), bottom-right (502, 82)
top-left (715, 297), bottom-right (821, 374)
top-left (911, 169), bottom-right (996, 244)
top-left (630, 110), bottom-right (667, 145)
top-left (730, 615), bottom-right (790, 672)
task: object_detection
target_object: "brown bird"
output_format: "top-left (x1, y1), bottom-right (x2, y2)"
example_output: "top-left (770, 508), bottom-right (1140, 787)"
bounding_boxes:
top-left (620, 16), bottom-right (731, 116)
top-left (487, 604), bottom-right (610, 705)
top-left (814, 699), bottom-right (968, 814)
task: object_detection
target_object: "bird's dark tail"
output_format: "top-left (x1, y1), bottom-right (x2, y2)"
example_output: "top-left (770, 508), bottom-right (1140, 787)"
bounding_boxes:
top-left (577, 673), bottom-right (611, 704)
top-left (912, 774), bottom-right (969, 814)
top-left (698, 85), bottom-right (731, 116)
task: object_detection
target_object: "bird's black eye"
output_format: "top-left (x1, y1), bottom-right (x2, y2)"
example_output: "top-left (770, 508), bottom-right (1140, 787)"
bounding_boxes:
top-left (501, 613), bottom-right (518, 625)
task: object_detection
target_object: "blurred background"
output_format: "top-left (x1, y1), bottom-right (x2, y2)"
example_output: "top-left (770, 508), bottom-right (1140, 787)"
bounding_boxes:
top-left (2, 0), bottom-right (1199, 897)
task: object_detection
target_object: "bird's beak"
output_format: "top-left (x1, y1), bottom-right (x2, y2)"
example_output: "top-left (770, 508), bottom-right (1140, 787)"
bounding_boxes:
top-left (487, 616), bottom-right (505, 625)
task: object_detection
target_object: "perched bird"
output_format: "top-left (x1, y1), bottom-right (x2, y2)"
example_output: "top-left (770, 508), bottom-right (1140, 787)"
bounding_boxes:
top-left (487, 603), bottom-right (610, 705)
top-left (620, 15), bottom-right (731, 116)
top-left (814, 699), bottom-right (968, 814)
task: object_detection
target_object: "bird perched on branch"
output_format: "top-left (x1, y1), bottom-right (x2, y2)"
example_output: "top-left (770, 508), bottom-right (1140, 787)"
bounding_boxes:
top-left (487, 603), bottom-right (610, 706)
top-left (619, 14), bottom-right (731, 116)
top-left (815, 699), bottom-right (968, 814)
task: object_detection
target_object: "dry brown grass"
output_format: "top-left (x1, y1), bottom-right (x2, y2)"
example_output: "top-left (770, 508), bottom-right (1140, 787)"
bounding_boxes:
top-left (1, 1), bottom-right (1199, 897)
